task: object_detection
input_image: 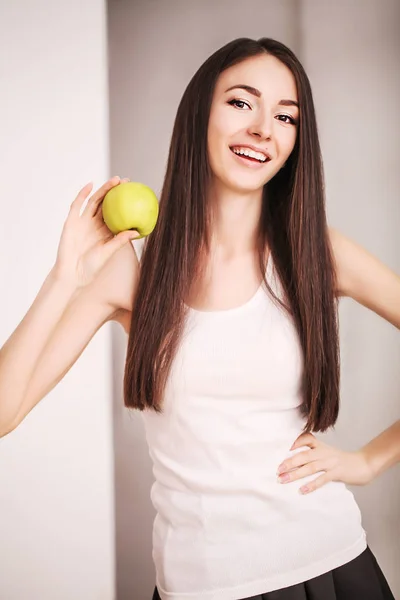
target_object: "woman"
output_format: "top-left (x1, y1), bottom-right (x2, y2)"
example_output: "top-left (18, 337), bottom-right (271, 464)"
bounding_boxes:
top-left (0, 37), bottom-right (398, 599)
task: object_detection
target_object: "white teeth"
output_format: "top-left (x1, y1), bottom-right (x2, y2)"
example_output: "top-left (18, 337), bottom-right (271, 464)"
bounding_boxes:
top-left (232, 147), bottom-right (268, 162)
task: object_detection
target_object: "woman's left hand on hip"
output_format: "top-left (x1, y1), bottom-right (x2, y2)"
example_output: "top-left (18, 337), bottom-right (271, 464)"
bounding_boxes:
top-left (276, 432), bottom-right (375, 494)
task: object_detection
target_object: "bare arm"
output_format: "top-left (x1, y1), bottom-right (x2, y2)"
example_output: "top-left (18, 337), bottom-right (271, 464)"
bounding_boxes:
top-left (0, 270), bottom-right (114, 437)
top-left (0, 235), bottom-right (140, 438)
top-left (328, 227), bottom-right (400, 328)
top-left (10, 238), bottom-right (139, 432)
top-left (361, 420), bottom-right (400, 479)
top-left (329, 227), bottom-right (400, 477)
top-left (0, 270), bottom-right (77, 435)
top-left (0, 178), bottom-right (140, 437)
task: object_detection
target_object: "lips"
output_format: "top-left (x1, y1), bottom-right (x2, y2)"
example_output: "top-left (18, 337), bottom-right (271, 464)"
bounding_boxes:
top-left (229, 145), bottom-right (272, 166)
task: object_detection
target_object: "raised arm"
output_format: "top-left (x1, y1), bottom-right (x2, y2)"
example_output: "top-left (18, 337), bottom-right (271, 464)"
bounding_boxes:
top-left (0, 178), bottom-right (140, 437)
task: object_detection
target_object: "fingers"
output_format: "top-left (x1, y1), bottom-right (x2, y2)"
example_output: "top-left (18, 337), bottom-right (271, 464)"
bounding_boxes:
top-left (299, 472), bottom-right (331, 495)
top-left (290, 433), bottom-right (318, 450)
top-left (102, 229), bottom-right (140, 263)
top-left (70, 176), bottom-right (130, 220)
top-left (92, 176), bottom-right (131, 218)
top-left (277, 449), bottom-right (315, 474)
top-left (69, 182), bottom-right (94, 215)
top-left (277, 460), bottom-right (326, 484)
top-left (86, 176), bottom-right (121, 217)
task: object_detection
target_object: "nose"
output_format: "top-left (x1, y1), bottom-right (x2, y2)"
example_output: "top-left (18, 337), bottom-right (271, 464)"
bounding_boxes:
top-left (248, 109), bottom-right (273, 141)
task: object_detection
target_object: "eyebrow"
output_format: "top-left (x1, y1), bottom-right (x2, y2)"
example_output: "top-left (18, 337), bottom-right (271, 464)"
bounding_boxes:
top-left (224, 84), bottom-right (299, 108)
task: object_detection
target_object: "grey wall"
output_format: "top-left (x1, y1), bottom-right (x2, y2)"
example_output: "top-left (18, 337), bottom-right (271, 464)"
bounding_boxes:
top-left (301, 0), bottom-right (400, 586)
top-left (108, 1), bottom-right (400, 598)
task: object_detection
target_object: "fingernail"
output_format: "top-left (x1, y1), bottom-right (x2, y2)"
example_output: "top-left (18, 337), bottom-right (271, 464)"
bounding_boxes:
top-left (300, 486), bottom-right (309, 494)
top-left (278, 474), bottom-right (290, 483)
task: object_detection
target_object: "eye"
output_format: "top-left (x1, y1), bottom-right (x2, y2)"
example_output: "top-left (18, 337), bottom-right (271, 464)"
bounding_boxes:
top-left (276, 114), bottom-right (298, 125)
top-left (227, 98), bottom-right (251, 110)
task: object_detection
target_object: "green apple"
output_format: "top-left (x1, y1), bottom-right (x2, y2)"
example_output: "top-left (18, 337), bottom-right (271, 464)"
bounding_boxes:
top-left (102, 182), bottom-right (159, 239)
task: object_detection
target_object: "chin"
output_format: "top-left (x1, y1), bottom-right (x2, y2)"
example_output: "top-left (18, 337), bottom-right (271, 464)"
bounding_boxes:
top-left (223, 176), bottom-right (265, 194)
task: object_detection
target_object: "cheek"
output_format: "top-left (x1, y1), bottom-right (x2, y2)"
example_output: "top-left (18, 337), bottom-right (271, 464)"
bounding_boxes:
top-left (207, 120), bottom-right (229, 171)
top-left (206, 131), bottom-right (220, 173)
top-left (288, 128), bottom-right (298, 151)
top-left (208, 105), bottom-right (238, 143)
top-left (207, 116), bottom-right (220, 154)
top-left (279, 131), bottom-right (297, 162)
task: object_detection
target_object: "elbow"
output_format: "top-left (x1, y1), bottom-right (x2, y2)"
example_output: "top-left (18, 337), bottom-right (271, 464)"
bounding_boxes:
top-left (0, 423), bottom-right (16, 438)
top-left (0, 413), bottom-right (21, 439)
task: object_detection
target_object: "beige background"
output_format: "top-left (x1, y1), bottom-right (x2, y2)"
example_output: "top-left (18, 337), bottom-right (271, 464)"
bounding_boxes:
top-left (0, 0), bottom-right (399, 599)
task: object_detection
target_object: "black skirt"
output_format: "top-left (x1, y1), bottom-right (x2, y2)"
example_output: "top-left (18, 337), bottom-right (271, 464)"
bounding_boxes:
top-left (151, 546), bottom-right (395, 600)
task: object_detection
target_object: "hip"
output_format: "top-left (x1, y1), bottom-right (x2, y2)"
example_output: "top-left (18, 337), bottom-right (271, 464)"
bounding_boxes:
top-left (152, 545), bottom-right (394, 600)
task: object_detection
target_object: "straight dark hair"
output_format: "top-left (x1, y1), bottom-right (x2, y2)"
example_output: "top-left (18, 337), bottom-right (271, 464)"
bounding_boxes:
top-left (123, 37), bottom-right (340, 433)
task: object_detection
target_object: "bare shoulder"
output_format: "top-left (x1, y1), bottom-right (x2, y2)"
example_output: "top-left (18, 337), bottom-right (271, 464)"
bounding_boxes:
top-left (328, 227), bottom-right (400, 328)
top-left (86, 240), bottom-right (140, 315)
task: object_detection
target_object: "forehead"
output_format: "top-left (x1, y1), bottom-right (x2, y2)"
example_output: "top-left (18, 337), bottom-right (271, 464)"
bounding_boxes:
top-left (215, 54), bottom-right (298, 101)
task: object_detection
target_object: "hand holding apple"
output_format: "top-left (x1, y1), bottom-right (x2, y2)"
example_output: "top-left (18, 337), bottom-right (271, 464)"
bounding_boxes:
top-left (54, 177), bottom-right (141, 289)
top-left (102, 182), bottom-right (159, 239)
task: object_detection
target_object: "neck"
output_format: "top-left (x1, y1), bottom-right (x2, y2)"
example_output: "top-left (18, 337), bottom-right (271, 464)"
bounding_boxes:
top-left (207, 179), bottom-right (263, 260)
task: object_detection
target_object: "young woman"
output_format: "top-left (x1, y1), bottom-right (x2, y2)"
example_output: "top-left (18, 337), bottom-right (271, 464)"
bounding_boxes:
top-left (0, 37), bottom-right (399, 600)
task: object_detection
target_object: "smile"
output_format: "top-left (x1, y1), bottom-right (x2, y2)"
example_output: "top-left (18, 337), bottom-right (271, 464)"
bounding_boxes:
top-left (229, 146), bottom-right (271, 167)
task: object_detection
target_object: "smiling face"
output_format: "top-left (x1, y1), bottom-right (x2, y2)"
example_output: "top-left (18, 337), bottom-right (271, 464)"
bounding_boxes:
top-left (207, 53), bottom-right (299, 194)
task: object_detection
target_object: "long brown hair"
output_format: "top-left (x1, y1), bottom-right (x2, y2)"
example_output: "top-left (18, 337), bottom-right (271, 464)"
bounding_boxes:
top-left (123, 37), bottom-right (340, 433)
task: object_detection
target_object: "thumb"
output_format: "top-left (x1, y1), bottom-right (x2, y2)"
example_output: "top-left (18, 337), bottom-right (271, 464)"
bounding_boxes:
top-left (104, 230), bottom-right (140, 259)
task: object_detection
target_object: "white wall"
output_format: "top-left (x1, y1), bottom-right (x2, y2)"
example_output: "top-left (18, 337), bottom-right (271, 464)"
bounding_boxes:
top-left (109, 0), bottom-right (399, 598)
top-left (0, 1), bottom-right (115, 599)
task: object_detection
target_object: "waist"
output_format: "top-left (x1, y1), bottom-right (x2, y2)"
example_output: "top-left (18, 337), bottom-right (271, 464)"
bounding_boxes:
top-left (152, 483), bottom-right (366, 599)
top-left (151, 472), bottom-right (362, 531)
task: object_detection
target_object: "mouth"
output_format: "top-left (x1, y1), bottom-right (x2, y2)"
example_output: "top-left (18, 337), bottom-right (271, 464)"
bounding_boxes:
top-left (229, 145), bottom-right (271, 165)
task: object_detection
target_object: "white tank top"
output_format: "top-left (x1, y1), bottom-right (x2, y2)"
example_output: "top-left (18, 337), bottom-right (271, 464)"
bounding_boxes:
top-left (141, 252), bottom-right (367, 600)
